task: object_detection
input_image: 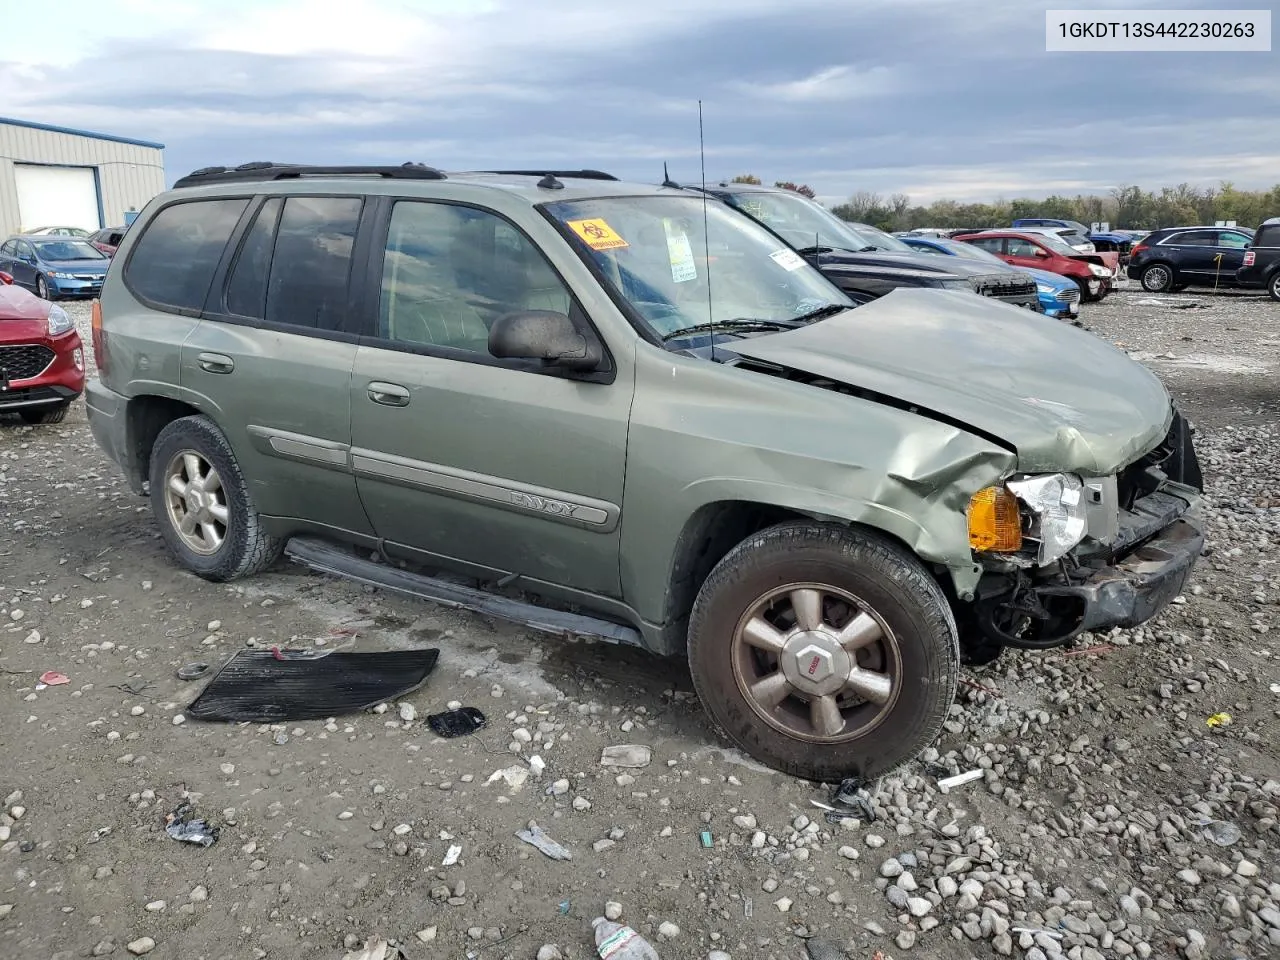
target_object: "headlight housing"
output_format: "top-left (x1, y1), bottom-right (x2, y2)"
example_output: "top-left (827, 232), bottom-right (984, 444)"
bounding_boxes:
top-left (968, 473), bottom-right (1088, 566)
top-left (47, 304), bottom-right (74, 337)
top-left (1088, 263), bottom-right (1110, 278)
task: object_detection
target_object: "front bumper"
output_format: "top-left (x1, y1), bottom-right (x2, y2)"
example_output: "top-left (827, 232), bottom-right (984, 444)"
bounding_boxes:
top-left (0, 332), bottom-right (85, 410)
top-left (51, 276), bottom-right (105, 298)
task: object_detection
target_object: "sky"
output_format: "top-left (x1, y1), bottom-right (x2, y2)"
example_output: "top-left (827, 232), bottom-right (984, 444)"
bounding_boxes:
top-left (2, 0), bottom-right (1277, 206)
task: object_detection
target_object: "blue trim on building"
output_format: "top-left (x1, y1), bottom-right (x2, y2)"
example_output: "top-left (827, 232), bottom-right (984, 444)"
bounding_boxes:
top-left (0, 115), bottom-right (164, 150)
top-left (91, 166), bottom-right (105, 229)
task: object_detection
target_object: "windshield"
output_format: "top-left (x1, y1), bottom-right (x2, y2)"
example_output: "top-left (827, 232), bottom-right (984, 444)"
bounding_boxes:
top-left (1031, 232), bottom-right (1083, 256)
top-left (719, 190), bottom-right (892, 253)
top-left (544, 195), bottom-right (851, 341)
top-left (33, 239), bottom-right (106, 261)
top-left (929, 238), bottom-right (1009, 266)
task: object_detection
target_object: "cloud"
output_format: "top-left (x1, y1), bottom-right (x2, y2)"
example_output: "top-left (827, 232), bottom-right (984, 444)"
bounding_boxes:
top-left (1, 0), bottom-right (1277, 203)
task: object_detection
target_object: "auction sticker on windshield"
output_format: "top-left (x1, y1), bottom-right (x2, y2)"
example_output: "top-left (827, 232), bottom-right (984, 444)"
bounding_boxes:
top-left (770, 248), bottom-right (807, 271)
top-left (567, 218), bottom-right (629, 250)
top-left (663, 218), bottom-right (697, 283)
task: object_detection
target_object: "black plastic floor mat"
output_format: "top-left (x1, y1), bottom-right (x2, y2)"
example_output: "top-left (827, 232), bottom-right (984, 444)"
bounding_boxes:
top-left (186, 648), bottom-right (440, 722)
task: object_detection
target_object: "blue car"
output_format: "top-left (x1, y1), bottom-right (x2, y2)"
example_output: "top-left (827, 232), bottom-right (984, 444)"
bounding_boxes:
top-left (0, 235), bottom-right (109, 300)
top-left (900, 235), bottom-right (1081, 319)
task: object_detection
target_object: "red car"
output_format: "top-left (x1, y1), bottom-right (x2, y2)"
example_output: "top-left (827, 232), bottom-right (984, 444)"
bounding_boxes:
top-left (88, 226), bottom-right (129, 258)
top-left (0, 271), bottom-right (85, 424)
top-left (954, 230), bottom-right (1121, 302)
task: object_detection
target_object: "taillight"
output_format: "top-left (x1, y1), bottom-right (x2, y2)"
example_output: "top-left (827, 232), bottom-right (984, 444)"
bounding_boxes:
top-left (1243, 251), bottom-right (1256, 267)
top-left (91, 299), bottom-right (106, 376)
top-left (1129, 243), bottom-right (1147, 259)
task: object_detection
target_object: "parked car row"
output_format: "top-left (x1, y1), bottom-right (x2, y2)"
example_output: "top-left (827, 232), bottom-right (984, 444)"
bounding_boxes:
top-left (0, 234), bottom-right (111, 300)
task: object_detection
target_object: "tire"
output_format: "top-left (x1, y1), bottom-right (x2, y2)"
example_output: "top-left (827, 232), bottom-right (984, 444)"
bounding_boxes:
top-left (687, 521), bottom-right (959, 783)
top-left (1074, 278), bottom-right (1100, 303)
top-left (35, 275), bottom-right (52, 300)
top-left (149, 415), bottom-right (283, 581)
top-left (19, 401), bottom-right (70, 424)
top-left (1140, 263), bottom-right (1175, 293)
top-left (1269, 273), bottom-right (1280, 302)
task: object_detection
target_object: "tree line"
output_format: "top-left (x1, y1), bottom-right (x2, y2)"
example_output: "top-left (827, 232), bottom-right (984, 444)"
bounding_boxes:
top-left (729, 175), bottom-right (1280, 232)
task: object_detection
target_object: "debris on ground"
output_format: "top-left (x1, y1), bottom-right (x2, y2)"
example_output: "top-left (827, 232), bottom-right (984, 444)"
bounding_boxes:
top-left (516, 823), bottom-right (572, 861)
top-left (1205, 711), bottom-right (1232, 728)
top-left (163, 802), bottom-right (219, 848)
top-left (176, 662), bottom-right (210, 680)
top-left (37, 670), bottom-right (69, 686)
top-left (592, 917), bottom-right (660, 959)
top-left (427, 706), bottom-right (487, 738)
top-left (599, 744), bottom-right (651, 768)
top-left (441, 844), bottom-right (462, 866)
top-left (936, 768), bottom-right (984, 792)
top-left (185, 648), bottom-right (440, 721)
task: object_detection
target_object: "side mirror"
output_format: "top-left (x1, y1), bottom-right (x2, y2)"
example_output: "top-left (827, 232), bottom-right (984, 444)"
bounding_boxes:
top-left (488, 310), bottom-right (602, 372)
top-left (1034, 248), bottom-right (1050, 257)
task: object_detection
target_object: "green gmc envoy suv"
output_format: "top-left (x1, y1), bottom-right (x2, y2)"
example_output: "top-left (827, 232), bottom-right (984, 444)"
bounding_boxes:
top-left (86, 163), bottom-right (1204, 783)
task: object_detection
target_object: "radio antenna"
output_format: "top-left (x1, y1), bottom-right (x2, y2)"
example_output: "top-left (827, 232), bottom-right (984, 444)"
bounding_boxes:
top-left (698, 99), bottom-right (715, 363)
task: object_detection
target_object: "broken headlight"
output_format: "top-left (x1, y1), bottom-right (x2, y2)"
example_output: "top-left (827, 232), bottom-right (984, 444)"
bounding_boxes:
top-left (968, 473), bottom-right (1087, 566)
top-left (1006, 474), bottom-right (1087, 565)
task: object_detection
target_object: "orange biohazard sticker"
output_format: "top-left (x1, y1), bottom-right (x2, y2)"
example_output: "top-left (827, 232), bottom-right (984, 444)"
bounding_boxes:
top-left (567, 218), bottom-right (629, 250)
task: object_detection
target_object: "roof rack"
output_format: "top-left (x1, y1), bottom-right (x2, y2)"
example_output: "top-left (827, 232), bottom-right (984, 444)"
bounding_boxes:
top-left (173, 161), bottom-right (447, 188)
top-left (479, 169), bottom-right (618, 181)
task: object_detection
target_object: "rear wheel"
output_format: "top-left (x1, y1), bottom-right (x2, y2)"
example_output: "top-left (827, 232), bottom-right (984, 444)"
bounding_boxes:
top-left (19, 401), bottom-right (70, 425)
top-left (1268, 273), bottom-right (1280, 302)
top-left (1141, 263), bottom-right (1175, 293)
top-left (687, 522), bottom-right (959, 783)
top-left (149, 415), bottom-right (283, 581)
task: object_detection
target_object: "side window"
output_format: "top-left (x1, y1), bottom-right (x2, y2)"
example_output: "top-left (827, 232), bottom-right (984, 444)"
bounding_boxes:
top-left (1217, 232), bottom-right (1251, 249)
top-left (0, 240), bottom-right (15, 257)
top-left (377, 201), bottom-right (572, 355)
top-left (1165, 231), bottom-right (1213, 246)
top-left (1256, 226), bottom-right (1280, 248)
top-left (225, 198), bottom-right (283, 319)
top-left (125, 199), bottom-right (249, 312)
top-left (968, 238), bottom-right (1003, 253)
top-left (264, 197), bottom-right (363, 332)
top-left (108, 231), bottom-right (124, 246)
top-left (1006, 237), bottom-right (1041, 257)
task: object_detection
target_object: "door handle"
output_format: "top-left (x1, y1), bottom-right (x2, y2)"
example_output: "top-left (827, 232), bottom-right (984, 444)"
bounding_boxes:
top-left (197, 352), bottom-right (235, 374)
top-left (367, 381), bottom-right (410, 407)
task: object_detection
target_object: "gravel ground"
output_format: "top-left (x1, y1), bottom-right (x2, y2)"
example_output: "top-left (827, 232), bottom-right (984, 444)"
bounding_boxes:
top-left (1, 290), bottom-right (1278, 960)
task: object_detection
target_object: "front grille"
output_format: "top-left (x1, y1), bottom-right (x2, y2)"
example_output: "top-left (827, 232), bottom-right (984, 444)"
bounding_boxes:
top-left (1056, 287), bottom-right (1081, 304)
top-left (972, 276), bottom-right (1038, 300)
top-left (73, 274), bottom-right (103, 282)
top-left (0, 344), bottom-right (56, 381)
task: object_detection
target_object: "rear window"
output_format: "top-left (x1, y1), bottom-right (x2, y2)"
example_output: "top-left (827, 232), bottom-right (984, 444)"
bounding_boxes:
top-left (1254, 225), bottom-right (1280, 248)
top-left (126, 199), bottom-right (249, 312)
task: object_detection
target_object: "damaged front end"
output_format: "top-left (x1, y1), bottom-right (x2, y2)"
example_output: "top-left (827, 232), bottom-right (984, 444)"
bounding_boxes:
top-left (967, 411), bottom-right (1204, 650)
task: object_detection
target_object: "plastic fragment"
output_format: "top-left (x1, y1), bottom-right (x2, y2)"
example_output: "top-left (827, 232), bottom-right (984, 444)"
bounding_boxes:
top-left (1195, 818), bottom-right (1241, 846)
top-left (38, 671), bottom-right (69, 686)
top-left (599, 744), bottom-right (651, 768)
top-left (164, 802), bottom-right (219, 848)
top-left (442, 844), bottom-right (462, 866)
top-left (427, 706), bottom-right (487, 738)
top-left (699, 831), bottom-right (712, 849)
top-left (937, 769), bottom-right (984, 792)
top-left (176, 662), bottom-right (210, 681)
top-left (806, 938), bottom-right (848, 960)
top-left (517, 824), bottom-right (572, 861)
top-left (592, 917), bottom-right (660, 960)
top-left (823, 777), bottom-right (877, 824)
top-left (1206, 712), bottom-right (1232, 728)
top-left (558, 901), bottom-right (571, 915)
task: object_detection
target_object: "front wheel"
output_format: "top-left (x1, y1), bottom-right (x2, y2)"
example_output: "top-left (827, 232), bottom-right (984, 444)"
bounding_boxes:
top-left (35, 275), bottom-right (52, 300)
top-left (149, 415), bottom-right (283, 581)
top-left (19, 401), bottom-right (70, 424)
top-left (687, 522), bottom-right (959, 783)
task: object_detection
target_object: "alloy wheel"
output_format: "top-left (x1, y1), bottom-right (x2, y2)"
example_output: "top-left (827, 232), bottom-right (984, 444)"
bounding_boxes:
top-left (730, 582), bottom-right (901, 744)
top-left (163, 450), bottom-right (229, 555)
top-left (1142, 265), bottom-right (1172, 292)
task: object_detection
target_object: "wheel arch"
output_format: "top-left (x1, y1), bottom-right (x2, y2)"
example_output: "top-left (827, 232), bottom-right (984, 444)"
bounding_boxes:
top-left (124, 394), bottom-right (203, 492)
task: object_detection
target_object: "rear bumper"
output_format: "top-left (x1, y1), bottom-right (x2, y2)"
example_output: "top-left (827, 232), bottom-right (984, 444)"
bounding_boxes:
top-left (85, 378), bottom-right (132, 480)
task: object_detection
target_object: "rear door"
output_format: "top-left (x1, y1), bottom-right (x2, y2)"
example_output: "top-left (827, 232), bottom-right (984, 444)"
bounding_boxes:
top-left (1211, 229), bottom-right (1252, 283)
top-left (11, 239), bottom-right (39, 290)
top-left (179, 194), bottom-right (375, 536)
top-left (349, 197), bottom-right (631, 597)
top-left (1160, 230), bottom-right (1215, 278)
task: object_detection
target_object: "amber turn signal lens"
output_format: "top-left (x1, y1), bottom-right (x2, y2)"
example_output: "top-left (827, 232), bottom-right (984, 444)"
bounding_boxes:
top-left (968, 486), bottom-right (1022, 552)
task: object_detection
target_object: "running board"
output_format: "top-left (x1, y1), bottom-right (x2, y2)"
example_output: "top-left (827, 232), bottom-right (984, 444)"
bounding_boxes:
top-left (284, 537), bottom-right (644, 647)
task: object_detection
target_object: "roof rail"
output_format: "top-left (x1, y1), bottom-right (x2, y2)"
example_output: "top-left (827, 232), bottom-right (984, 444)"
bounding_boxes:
top-left (479, 169), bottom-right (618, 181)
top-left (173, 161), bottom-right (447, 188)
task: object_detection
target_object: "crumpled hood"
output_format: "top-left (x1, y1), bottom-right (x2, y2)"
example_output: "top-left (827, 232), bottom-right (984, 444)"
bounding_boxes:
top-left (731, 288), bottom-right (1173, 475)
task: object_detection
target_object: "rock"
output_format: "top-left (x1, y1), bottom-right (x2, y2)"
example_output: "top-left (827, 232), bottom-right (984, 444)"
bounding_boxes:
top-left (513, 727), bottom-right (532, 743)
top-left (399, 702), bottom-right (416, 722)
top-left (865, 834), bottom-right (885, 848)
top-left (907, 896), bottom-right (932, 917)
top-left (838, 845), bottom-right (859, 860)
top-left (733, 814), bottom-right (757, 830)
top-left (536, 947), bottom-right (563, 960)
top-left (886, 886), bottom-right (909, 909)
top-left (762, 878), bottom-right (778, 893)
top-left (657, 921), bottom-right (680, 939)
top-left (993, 932), bottom-right (1014, 956)
top-left (189, 886), bottom-right (208, 902)
top-left (572, 797), bottom-right (592, 812)
top-left (126, 938), bottom-right (156, 956)
top-left (880, 857), bottom-right (904, 878)
top-left (417, 928), bottom-right (439, 944)
top-left (938, 876), bottom-right (958, 898)
top-left (896, 930), bottom-right (916, 950)
top-left (708, 952), bottom-right (732, 960)
top-left (549, 778), bottom-right (570, 796)
top-left (144, 900), bottom-right (166, 912)
top-left (605, 901), bottom-right (623, 921)
top-left (1176, 869), bottom-right (1201, 885)
top-left (593, 839), bottom-right (615, 853)
top-left (1235, 860), bottom-right (1259, 878)
top-left (775, 897), bottom-right (793, 913)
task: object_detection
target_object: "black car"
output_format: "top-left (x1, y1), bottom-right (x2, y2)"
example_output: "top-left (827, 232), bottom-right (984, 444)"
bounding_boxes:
top-left (1127, 225), bottom-right (1254, 293)
top-left (1236, 217), bottom-right (1280, 300)
top-left (683, 183), bottom-right (1041, 311)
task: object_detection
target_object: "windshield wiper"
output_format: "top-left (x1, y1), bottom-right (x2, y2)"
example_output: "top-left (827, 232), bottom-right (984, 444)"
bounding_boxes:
top-left (794, 244), bottom-right (871, 256)
top-left (790, 303), bottom-right (849, 323)
top-left (660, 319), bottom-right (797, 343)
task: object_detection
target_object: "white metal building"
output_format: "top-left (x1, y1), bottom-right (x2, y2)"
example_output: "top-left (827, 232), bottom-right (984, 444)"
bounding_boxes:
top-left (0, 116), bottom-right (165, 237)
